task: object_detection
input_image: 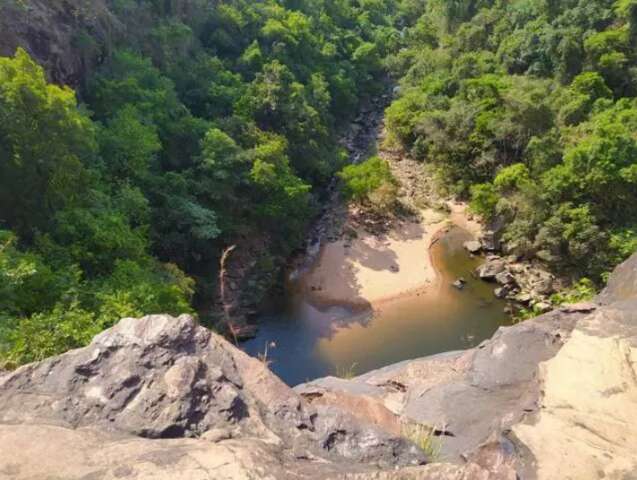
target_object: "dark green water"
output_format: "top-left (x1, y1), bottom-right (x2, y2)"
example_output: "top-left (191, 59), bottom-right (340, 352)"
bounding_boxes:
top-left (244, 227), bottom-right (513, 386)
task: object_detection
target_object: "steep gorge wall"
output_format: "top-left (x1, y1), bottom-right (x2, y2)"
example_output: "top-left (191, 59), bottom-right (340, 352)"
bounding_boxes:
top-left (0, 0), bottom-right (211, 87)
top-left (0, 0), bottom-right (118, 86)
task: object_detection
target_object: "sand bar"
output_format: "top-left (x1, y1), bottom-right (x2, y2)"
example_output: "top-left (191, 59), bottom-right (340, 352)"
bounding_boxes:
top-left (303, 202), bottom-right (481, 307)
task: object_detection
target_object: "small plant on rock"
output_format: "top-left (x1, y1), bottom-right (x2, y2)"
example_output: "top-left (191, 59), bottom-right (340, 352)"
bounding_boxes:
top-left (550, 278), bottom-right (596, 305)
top-left (257, 341), bottom-right (277, 368)
top-left (335, 362), bottom-right (358, 379)
top-left (402, 423), bottom-right (444, 461)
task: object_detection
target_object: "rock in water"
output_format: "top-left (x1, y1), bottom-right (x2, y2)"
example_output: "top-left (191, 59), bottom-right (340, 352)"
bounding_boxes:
top-left (463, 240), bottom-right (482, 254)
top-left (476, 257), bottom-right (506, 280)
top-left (494, 286), bottom-right (511, 299)
top-left (452, 278), bottom-right (466, 290)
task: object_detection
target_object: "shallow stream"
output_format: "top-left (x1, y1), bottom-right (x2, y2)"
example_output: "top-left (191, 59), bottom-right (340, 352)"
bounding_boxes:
top-left (244, 226), bottom-right (513, 386)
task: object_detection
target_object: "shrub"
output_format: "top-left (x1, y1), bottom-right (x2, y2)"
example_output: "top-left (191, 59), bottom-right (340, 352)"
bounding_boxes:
top-left (550, 278), bottom-right (596, 305)
top-left (338, 156), bottom-right (398, 211)
top-left (402, 423), bottom-right (443, 461)
top-left (469, 183), bottom-right (498, 218)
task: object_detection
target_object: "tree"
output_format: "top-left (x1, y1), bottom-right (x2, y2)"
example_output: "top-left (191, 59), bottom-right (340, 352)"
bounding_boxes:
top-left (558, 72), bottom-right (612, 125)
top-left (2, 303), bottom-right (99, 366)
top-left (98, 106), bottom-right (161, 182)
top-left (0, 48), bottom-right (96, 238)
top-left (386, 0), bottom-right (637, 282)
top-left (248, 133), bottom-right (312, 236)
top-left (338, 156), bottom-right (397, 211)
top-left (469, 183), bottom-right (498, 218)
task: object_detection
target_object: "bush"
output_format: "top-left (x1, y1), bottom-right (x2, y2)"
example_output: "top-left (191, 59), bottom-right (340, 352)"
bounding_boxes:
top-left (338, 156), bottom-right (398, 211)
top-left (550, 278), bottom-right (596, 305)
top-left (1, 303), bottom-right (99, 367)
top-left (469, 183), bottom-right (498, 218)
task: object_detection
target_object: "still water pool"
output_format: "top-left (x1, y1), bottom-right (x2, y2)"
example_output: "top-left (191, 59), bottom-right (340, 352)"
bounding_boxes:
top-left (243, 226), bottom-right (513, 386)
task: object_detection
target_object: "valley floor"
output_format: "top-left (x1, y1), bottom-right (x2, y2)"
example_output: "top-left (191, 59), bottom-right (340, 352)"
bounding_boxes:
top-left (302, 148), bottom-right (482, 308)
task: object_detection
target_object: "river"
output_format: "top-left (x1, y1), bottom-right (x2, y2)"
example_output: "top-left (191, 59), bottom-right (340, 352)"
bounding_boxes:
top-left (243, 226), bottom-right (513, 386)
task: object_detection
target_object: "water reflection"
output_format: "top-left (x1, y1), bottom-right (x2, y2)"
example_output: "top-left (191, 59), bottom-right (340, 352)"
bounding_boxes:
top-left (243, 226), bottom-right (512, 386)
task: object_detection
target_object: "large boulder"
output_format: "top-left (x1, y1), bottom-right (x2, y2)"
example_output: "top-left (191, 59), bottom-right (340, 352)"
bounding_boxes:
top-left (0, 315), bottom-right (281, 440)
top-left (479, 230), bottom-right (500, 251)
top-left (463, 240), bottom-right (482, 254)
top-left (598, 251), bottom-right (637, 304)
top-left (476, 257), bottom-right (506, 280)
top-left (0, 315), bottom-right (425, 479)
top-left (513, 300), bottom-right (637, 479)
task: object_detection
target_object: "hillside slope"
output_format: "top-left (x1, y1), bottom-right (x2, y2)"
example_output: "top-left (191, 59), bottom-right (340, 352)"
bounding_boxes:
top-left (0, 0), bottom-right (404, 365)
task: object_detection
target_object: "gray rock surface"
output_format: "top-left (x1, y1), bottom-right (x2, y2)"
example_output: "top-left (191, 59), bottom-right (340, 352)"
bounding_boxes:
top-left (476, 257), bottom-right (506, 280)
top-left (298, 307), bottom-right (583, 463)
top-left (3, 254), bottom-right (637, 479)
top-left (479, 230), bottom-right (500, 251)
top-left (297, 252), bottom-right (637, 479)
top-left (0, 0), bottom-right (117, 86)
top-left (598, 250), bottom-right (637, 304)
top-left (0, 315), bottom-right (425, 479)
top-left (477, 256), bottom-right (557, 307)
top-left (463, 240), bottom-right (482, 254)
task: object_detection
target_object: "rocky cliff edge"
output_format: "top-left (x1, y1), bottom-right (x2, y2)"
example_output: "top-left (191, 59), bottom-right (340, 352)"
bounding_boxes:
top-left (2, 253), bottom-right (637, 479)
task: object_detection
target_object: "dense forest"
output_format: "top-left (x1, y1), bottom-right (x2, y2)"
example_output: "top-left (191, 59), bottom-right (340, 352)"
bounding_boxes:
top-left (2, 0), bottom-right (637, 366)
top-left (0, 0), bottom-right (415, 365)
top-left (385, 0), bottom-right (637, 282)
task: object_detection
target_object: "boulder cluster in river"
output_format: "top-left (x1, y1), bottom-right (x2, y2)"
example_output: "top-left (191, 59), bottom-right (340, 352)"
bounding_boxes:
top-left (464, 233), bottom-right (557, 312)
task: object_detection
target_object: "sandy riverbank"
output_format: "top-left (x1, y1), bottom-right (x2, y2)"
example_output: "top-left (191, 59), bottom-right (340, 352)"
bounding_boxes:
top-left (302, 201), bottom-right (482, 307)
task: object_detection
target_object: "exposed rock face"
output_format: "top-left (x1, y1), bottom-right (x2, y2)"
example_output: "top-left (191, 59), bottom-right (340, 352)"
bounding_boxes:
top-left (462, 240), bottom-right (482, 254)
top-left (598, 250), bottom-right (637, 304)
top-left (297, 311), bottom-right (581, 467)
top-left (0, 315), bottom-right (424, 479)
top-left (2, 255), bottom-right (637, 479)
top-left (1, 316), bottom-right (253, 438)
top-left (297, 252), bottom-right (637, 479)
top-left (479, 229), bottom-right (499, 251)
top-left (0, 0), bottom-right (117, 86)
top-left (513, 303), bottom-right (637, 479)
top-left (476, 257), bottom-right (506, 280)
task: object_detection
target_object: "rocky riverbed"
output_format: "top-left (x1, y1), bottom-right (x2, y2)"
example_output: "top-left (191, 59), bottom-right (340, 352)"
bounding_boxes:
top-left (208, 87), bottom-right (567, 338)
top-left (463, 237), bottom-right (565, 315)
